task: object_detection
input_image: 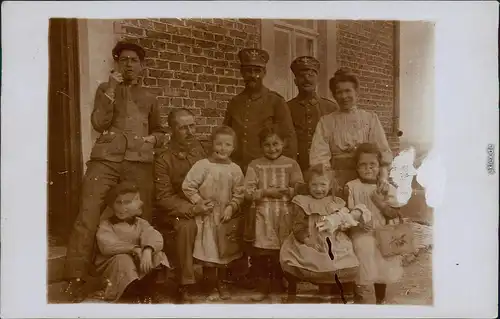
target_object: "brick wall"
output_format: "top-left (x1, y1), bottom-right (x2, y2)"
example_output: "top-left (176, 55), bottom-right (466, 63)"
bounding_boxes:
top-left (336, 20), bottom-right (399, 151)
top-left (114, 18), bottom-right (261, 140)
top-left (113, 19), bottom-right (399, 151)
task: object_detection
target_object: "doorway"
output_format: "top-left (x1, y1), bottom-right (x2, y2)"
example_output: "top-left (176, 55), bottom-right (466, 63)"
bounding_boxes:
top-left (48, 18), bottom-right (82, 246)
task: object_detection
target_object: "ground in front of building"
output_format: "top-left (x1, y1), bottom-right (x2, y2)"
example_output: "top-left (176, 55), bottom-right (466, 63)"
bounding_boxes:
top-left (78, 248), bottom-right (432, 305)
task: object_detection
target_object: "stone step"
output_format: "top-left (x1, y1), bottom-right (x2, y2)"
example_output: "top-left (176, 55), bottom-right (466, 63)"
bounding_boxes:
top-left (48, 245), bottom-right (67, 284)
top-left (48, 245), bottom-right (69, 303)
top-left (47, 281), bottom-right (69, 303)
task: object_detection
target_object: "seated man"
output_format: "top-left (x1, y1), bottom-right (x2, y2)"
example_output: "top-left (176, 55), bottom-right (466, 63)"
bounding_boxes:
top-left (153, 108), bottom-right (213, 303)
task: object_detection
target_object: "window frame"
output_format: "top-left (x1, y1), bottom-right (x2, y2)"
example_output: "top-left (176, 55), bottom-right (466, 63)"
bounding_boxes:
top-left (261, 19), bottom-right (320, 100)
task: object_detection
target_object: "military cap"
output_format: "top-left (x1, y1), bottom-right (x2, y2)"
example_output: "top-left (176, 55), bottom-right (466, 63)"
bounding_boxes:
top-left (238, 48), bottom-right (270, 68)
top-left (112, 41), bottom-right (146, 61)
top-left (290, 56), bottom-right (320, 75)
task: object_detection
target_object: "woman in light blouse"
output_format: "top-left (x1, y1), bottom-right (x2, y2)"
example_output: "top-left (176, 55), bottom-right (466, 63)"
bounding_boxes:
top-left (309, 68), bottom-right (392, 194)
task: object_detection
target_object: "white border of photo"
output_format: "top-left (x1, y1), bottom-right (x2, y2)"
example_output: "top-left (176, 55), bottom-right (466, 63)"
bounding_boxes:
top-left (1, 1), bottom-right (498, 318)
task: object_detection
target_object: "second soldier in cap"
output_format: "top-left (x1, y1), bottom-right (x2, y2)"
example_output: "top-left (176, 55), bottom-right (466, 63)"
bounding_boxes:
top-left (288, 56), bottom-right (338, 172)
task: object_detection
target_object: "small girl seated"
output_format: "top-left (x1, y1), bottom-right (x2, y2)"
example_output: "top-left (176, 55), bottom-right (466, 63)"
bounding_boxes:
top-left (182, 125), bottom-right (245, 301)
top-left (95, 181), bottom-right (170, 303)
top-left (279, 165), bottom-right (369, 303)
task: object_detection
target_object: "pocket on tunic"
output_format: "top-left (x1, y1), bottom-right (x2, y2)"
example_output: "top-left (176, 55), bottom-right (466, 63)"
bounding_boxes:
top-left (95, 132), bottom-right (116, 144)
top-left (90, 133), bottom-right (126, 160)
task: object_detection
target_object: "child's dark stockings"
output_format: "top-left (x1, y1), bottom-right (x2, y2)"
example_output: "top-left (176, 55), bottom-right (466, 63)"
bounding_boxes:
top-left (374, 283), bottom-right (387, 304)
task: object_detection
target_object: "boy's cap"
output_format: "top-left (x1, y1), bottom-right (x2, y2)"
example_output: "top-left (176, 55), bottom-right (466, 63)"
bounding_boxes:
top-left (106, 181), bottom-right (140, 206)
top-left (112, 41), bottom-right (146, 61)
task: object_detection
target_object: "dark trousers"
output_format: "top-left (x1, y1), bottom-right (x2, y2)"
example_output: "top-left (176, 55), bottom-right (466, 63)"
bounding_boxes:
top-left (168, 218), bottom-right (198, 286)
top-left (64, 160), bottom-right (153, 280)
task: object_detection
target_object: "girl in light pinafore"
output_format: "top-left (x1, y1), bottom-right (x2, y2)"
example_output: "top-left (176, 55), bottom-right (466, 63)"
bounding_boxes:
top-left (182, 125), bottom-right (245, 301)
top-left (345, 143), bottom-right (405, 304)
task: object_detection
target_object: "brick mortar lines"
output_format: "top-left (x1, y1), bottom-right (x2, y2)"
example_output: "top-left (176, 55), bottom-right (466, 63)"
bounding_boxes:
top-left (115, 18), bottom-right (261, 138)
top-left (114, 19), bottom-right (398, 147)
top-left (337, 21), bottom-right (397, 142)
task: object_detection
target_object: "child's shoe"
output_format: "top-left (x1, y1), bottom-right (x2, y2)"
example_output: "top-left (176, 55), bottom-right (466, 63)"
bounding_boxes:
top-left (203, 267), bottom-right (220, 302)
top-left (206, 288), bottom-right (220, 301)
top-left (352, 284), bottom-right (365, 303)
top-left (251, 278), bottom-right (270, 302)
top-left (217, 281), bottom-right (231, 300)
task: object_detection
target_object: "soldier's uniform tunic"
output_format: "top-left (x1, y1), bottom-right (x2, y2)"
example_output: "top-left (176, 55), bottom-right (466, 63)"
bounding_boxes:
top-left (287, 56), bottom-right (338, 172)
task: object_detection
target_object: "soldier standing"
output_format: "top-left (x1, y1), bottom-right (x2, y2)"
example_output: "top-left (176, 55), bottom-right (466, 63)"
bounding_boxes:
top-left (223, 48), bottom-right (298, 286)
top-left (288, 56), bottom-right (338, 172)
top-left (223, 48), bottom-right (298, 172)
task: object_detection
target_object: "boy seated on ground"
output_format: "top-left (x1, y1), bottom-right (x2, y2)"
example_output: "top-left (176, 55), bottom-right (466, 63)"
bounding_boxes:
top-left (95, 181), bottom-right (171, 303)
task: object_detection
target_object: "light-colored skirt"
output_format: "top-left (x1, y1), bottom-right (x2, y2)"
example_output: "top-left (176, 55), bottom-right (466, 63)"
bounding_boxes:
top-left (193, 205), bottom-right (242, 265)
top-left (350, 229), bottom-right (403, 285)
top-left (280, 235), bottom-right (359, 284)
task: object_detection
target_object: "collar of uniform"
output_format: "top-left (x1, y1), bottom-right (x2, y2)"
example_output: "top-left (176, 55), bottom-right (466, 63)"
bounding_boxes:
top-left (169, 139), bottom-right (203, 159)
top-left (243, 86), bottom-right (268, 101)
top-left (298, 92), bottom-right (319, 106)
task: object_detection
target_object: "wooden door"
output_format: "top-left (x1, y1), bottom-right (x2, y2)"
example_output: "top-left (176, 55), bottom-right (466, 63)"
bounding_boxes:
top-left (48, 18), bottom-right (82, 245)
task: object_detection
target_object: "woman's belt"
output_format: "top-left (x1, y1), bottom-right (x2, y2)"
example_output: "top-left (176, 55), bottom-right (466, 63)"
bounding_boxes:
top-left (332, 153), bottom-right (357, 170)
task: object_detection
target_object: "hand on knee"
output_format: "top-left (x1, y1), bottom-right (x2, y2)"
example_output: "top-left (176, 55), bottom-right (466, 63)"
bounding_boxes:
top-left (140, 248), bottom-right (154, 275)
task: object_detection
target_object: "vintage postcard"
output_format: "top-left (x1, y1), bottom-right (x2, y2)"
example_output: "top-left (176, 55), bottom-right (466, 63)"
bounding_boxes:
top-left (1, 1), bottom-right (498, 318)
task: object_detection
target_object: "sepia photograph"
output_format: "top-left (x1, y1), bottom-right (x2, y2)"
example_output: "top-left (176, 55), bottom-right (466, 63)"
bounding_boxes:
top-left (2, 1), bottom-right (498, 318)
top-left (47, 17), bottom-right (435, 305)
